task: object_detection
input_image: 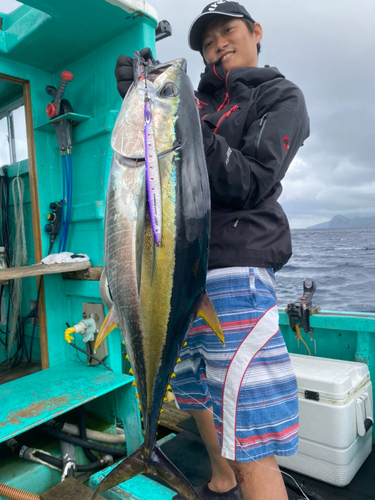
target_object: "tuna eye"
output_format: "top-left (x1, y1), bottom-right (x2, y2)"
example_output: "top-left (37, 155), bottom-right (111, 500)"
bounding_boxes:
top-left (159, 82), bottom-right (178, 98)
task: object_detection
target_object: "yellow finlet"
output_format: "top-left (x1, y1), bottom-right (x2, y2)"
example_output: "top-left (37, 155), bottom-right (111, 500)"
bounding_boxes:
top-left (125, 354), bottom-right (130, 360)
top-left (166, 385), bottom-right (172, 391)
top-left (183, 341), bottom-right (187, 347)
top-left (135, 393), bottom-right (139, 399)
top-left (94, 305), bottom-right (119, 350)
top-left (196, 291), bottom-right (225, 345)
top-left (138, 405), bottom-right (142, 410)
top-left (132, 381), bottom-right (137, 387)
top-left (163, 397), bottom-right (168, 402)
top-left (176, 358), bottom-right (181, 363)
top-left (129, 368), bottom-right (133, 375)
top-left (160, 409), bottom-right (164, 414)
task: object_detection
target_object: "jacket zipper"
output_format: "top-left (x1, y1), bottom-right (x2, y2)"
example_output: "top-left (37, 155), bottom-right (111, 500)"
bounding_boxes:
top-left (255, 113), bottom-right (268, 158)
top-left (232, 217), bottom-right (242, 228)
top-left (217, 68), bottom-right (232, 111)
top-left (213, 105), bottom-right (239, 134)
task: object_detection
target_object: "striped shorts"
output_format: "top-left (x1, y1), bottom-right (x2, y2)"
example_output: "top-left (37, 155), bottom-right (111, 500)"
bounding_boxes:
top-left (171, 267), bottom-right (299, 462)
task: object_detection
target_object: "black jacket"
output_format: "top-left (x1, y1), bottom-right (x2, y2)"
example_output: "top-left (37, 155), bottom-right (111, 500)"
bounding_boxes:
top-left (196, 61), bottom-right (310, 271)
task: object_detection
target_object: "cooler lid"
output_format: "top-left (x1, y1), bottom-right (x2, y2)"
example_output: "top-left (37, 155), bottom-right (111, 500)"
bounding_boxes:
top-left (290, 354), bottom-right (370, 401)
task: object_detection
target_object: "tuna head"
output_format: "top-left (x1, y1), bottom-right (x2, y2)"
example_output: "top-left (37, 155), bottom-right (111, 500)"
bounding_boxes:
top-left (111, 53), bottom-right (189, 160)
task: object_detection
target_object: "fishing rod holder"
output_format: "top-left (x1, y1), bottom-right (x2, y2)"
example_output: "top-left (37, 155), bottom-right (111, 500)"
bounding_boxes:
top-left (46, 71), bottom-right (75, 151)
top-left (286, 280), bottom-right (320, 341)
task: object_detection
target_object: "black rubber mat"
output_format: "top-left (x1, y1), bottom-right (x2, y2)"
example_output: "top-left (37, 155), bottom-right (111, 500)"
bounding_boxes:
top-left (161, 417), bottom-right (375, 500)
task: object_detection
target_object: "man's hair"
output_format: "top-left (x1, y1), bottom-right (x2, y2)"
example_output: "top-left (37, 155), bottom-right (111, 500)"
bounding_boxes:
top-left (201, 17), bottom-right (261, 64)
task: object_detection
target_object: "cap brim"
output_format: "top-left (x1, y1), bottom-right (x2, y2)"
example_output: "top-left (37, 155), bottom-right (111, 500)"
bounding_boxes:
top-left (188, 12), bottom-right (244, 51)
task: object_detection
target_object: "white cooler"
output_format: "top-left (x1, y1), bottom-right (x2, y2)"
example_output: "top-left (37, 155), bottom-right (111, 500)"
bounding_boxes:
top-left (276, 354), bottom-right (373, 487)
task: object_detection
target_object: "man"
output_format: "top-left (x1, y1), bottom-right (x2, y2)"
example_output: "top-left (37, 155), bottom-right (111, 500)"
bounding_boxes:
top-left (115, 2), bottom-right (309, 499)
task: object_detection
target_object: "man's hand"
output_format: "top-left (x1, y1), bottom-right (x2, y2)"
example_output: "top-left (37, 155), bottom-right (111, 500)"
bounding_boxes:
top-left (115, 47), bottom-right (158, 99)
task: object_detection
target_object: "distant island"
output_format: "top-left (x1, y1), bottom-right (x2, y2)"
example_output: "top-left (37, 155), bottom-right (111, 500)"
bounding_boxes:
top-left (307, 215), bottom-right (375, 229)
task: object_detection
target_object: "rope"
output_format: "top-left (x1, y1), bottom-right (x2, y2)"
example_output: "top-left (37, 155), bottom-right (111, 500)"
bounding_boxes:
top-left (295, 324), bottom-right (311, 356)
top-left (0, 483), bottom-right (39, 500)
top-left (7, 171), bottom-right (28, 358)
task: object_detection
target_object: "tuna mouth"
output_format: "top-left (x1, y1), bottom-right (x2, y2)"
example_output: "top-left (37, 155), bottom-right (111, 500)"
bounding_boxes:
top-left (116, 142), bottom-right (182, 167)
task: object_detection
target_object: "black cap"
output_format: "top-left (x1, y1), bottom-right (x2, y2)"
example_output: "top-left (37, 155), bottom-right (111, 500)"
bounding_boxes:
top-left (188, 1), bottom-right (256, 51)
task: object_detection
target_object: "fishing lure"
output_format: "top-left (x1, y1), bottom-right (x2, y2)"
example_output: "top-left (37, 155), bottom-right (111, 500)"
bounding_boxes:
top-left (144, 63), bottom-right (162, 247)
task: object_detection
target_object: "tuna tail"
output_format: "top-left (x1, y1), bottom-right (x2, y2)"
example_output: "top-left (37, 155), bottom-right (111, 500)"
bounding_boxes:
top-left (93, 443), bottom-right (202, 500)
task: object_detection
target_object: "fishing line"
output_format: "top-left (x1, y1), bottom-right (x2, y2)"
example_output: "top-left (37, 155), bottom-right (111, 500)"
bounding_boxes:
top-left (173, 386), bottom-right (310, 500)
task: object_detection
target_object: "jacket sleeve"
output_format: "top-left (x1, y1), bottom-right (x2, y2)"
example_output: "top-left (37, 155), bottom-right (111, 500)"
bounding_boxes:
top-left (203, 91), bottom-right (309, 209)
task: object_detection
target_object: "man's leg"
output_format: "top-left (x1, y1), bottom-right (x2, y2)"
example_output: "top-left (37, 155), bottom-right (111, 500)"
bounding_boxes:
top-left (230, 456), bottom-right (288, 500)
top-left (189, 408), bottom-right (237, 493)
top-left (190, 409), bottom-right (288, 500)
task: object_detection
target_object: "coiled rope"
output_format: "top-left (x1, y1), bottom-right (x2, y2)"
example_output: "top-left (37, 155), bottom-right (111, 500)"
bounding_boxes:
top-left (0, 482), bottom-right (39, 500)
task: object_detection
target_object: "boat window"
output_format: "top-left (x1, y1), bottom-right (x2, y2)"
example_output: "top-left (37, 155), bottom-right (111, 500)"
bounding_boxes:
top-left (0, 97), bottom-right (28, 166)
top-left (0, 115), bottom-right (10, 166)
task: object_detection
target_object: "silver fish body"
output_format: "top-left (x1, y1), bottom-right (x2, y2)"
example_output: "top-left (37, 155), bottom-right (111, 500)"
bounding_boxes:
top-left (95, 53), bottom-right (223, 500)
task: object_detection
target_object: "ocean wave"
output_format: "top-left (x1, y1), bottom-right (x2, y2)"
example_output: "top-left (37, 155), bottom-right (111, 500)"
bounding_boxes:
top-left (277, 228), bottom-right (375, 312)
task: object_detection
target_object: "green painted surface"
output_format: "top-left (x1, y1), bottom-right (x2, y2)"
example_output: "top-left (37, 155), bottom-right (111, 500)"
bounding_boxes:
top-left (0, 361), bottom-right (134, 443)
top-left (0, 1), bottom-right (157, 71)
top-left (0, 0), bottom-right (157, 371)
top-left (89, 461), bottom-right (176, 500)
top-left (0, 409), bottom-right (125, 495)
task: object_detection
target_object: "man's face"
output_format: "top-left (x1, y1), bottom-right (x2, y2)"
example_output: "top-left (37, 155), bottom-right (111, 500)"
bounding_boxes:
top-left (202, 17), bottom-right (262, 72)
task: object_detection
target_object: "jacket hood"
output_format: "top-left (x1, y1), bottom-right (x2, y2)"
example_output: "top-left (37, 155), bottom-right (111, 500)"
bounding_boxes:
top-left (198, 59), bottom-right (285, 94)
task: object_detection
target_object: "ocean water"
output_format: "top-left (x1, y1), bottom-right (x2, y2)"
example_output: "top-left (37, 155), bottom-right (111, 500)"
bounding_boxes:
top-left (275, 228), bottom-right (375, 313)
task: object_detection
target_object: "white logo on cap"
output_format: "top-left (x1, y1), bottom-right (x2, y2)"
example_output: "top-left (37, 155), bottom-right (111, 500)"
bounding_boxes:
top-left (208, 0), bottom-right (228, 11)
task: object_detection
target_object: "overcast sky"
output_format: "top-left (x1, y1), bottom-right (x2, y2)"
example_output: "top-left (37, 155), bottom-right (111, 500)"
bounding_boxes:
top-left (2, 0), bottom-right (375, 228)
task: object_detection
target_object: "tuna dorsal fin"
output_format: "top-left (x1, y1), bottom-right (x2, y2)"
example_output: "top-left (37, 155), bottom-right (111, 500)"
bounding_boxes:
top-left (136, 174), bottom-right (147, 295)
top-left (93, 443), bottom-right (201, 500)
top-left (94, 305), bottom-right (119, 350)
top-left (196, 291), bottom-right (225, 345)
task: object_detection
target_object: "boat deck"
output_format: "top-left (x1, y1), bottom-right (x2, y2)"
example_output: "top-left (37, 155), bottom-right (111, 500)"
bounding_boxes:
top-left (159, 418), bottom-right (375, 500)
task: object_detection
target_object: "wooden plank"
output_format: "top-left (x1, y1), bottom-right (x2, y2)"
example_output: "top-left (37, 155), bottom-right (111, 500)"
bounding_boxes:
top-left (63, 265), bottom-right (103, 281)
top-left (0, 361), bottom-right (134, 443)
top-left (0, 261), bottom-right (91, 280)
top-left (41, 477), bottom-right (106, 500)
top-left (160, 401), bottom-right (190, 434)
top-left (23, 78), bottom-right (49, 370)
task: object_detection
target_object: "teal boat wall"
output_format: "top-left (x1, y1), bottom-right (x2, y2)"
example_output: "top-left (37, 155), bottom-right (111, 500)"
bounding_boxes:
top-left (0, 0), bottom-right (157, 370)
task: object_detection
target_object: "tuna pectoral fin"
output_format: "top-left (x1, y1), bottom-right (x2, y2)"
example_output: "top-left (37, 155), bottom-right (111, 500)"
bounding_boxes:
top-left (197, 291), bottom-right (225, 345)
top-left (93, 444), bottom-right (202, 500)
top-left (94, 306), bottom-right (118, 350)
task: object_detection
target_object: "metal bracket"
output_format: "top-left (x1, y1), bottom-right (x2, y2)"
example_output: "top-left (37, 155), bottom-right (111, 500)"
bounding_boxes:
top-left (156, 20), bottom-right (172, 42)
top-left (286, 280), bottom-right (320, 340)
